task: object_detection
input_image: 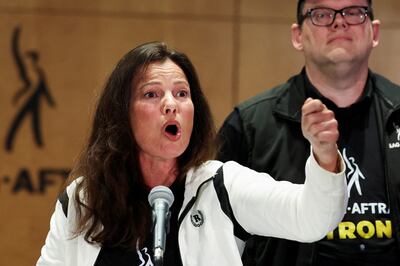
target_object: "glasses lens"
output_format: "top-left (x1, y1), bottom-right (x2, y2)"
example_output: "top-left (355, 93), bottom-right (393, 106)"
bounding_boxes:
top-left (343, 7), bottom-right (367, 25)
top-left (310, 8), bottom-right (335, 26)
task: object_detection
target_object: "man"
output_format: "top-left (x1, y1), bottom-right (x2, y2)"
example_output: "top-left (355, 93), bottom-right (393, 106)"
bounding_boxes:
top-left (217, 0), bottom-right (400, 265)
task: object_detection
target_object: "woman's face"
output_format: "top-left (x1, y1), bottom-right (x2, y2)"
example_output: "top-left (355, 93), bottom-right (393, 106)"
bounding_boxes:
top-left (130, 59), bottom-right (194, 162)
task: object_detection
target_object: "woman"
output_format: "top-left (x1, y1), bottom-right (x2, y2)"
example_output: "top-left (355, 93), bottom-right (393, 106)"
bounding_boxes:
top-left (37, 42), bottom-right (347, 266)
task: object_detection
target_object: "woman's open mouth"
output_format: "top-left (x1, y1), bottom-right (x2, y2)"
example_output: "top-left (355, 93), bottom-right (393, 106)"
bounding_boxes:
top-left (163, 122), bottom-right (181, 140)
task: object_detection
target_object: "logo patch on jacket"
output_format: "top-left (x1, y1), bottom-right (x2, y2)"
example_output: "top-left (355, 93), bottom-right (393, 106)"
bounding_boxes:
top-left (190, 210), bottom-right (204, 227)
top-left (388, 122), bottom-right (400, 149)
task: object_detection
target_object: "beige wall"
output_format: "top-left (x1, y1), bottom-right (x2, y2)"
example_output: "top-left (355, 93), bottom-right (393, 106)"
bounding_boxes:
top-left (0, 1), bottom-right (399, 265)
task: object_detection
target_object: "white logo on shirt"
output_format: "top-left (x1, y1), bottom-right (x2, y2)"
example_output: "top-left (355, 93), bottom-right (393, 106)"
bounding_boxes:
top-left (342, 148), bottom-right (365, 197)
top-left (395, 123), bottom-right (400, 141)
top-left (137, 247), bottom-right (154, 266)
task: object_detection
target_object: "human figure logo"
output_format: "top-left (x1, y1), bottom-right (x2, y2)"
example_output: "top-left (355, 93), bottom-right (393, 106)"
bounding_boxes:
top-left (388, 122), bottom-right (400, 149)
top-left (4, 25), bottom-right (56, 152)
top-left (342, 148), bottom-right (365, 197)
top-left (137, 247), bottom-right (154, 266)
top-left (395, 123), bottom-right (400, 142)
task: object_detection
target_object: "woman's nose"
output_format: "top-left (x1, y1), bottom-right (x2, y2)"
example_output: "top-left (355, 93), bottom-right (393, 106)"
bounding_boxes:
top-left (162, 97), bottom-right (177, 115)
top-left (163, 103), bottom-right (177, 114)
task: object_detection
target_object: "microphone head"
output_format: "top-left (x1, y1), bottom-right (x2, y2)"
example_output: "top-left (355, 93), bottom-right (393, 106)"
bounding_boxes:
top-left (148, 185), bottom-right (174, 207)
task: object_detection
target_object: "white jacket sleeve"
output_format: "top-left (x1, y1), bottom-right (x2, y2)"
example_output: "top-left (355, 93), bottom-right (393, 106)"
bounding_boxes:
top-left (223, 150), bottom-right (348, 242)
top-left (36, 199), bottom-right (68, 266)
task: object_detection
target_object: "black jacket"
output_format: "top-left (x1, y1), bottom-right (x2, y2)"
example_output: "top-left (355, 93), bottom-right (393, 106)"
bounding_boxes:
top-left (217, 70), bottom-right (400, 266)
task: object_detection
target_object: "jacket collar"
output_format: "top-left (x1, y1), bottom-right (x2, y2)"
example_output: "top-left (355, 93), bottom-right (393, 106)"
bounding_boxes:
top-left (273, 68), bottom-right (400, 122)
top-left (370, 71), bottom-right (400, 110)
top-left (273, 69), bottom-right (308, 123)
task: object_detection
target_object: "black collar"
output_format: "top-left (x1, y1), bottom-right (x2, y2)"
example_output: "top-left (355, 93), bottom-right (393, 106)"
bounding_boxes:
top-left (302, 68), bottom-right (373, 112)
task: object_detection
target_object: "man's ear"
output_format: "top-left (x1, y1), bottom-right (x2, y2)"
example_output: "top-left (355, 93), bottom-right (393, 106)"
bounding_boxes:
top-left (371, 19), bottom-right (380, 48)
top-left (291, 23), bottom-right (304, 51)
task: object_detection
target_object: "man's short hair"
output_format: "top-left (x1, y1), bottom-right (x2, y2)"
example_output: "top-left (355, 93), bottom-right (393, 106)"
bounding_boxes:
top-left (297, 0), bottom-right (374, 25)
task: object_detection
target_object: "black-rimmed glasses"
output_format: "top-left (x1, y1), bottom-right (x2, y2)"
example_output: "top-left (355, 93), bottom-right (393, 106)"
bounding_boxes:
top-left (299, 6), bottom-right (370, 27)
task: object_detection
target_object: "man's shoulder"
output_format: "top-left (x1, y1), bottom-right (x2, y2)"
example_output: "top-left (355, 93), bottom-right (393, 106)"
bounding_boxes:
top-left (237, 82), bottom-right (291, 113)
top-left (373, 72), bottom-right (400, 90)
top-left (372, 72), bottom-right (400, 103)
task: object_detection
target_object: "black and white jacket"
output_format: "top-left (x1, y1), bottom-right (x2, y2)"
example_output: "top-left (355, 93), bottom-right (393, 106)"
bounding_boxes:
top-left (37, 152), bottom-right (347, 266)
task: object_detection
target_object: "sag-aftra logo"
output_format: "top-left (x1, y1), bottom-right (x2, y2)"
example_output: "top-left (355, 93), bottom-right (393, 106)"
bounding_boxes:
top-left (388, 122), bottom-right (400, 149)
top-left (4, 26), bottom-right (56, 152)
top-left (1, 25), bottom-right (70, 194)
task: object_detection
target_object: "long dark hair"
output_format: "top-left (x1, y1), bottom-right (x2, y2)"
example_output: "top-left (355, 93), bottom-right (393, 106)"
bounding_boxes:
top-left (69, 41), bottom-right (216, 249)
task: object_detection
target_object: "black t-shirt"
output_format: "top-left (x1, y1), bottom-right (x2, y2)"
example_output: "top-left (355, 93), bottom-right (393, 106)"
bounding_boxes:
top-left (304, 74), bottom-right (400, 265)
top-left (94, 177), bottom-right (185, 266)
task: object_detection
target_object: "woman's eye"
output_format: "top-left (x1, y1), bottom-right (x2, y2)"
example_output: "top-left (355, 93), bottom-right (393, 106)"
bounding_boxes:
top-left (177, 90), bottom-right (189, 97)
top-left (144, 91), bottom-right (157, 98)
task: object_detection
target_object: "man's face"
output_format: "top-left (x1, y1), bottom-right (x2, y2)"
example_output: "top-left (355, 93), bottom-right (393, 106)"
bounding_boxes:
top-left (292, 0), bottom-right (379, 68)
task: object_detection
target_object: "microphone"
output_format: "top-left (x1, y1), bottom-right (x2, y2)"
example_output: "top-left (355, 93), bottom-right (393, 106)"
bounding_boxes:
top-left (148, 185), bottom-right (174, 265)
